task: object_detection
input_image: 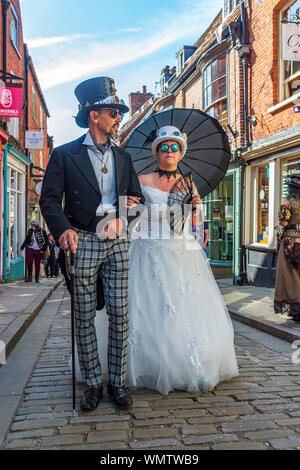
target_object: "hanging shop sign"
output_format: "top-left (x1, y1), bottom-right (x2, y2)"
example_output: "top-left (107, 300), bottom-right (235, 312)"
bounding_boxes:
top-left (282, 22), bottom-right (300, 61)
top-left (0, 84), bottom-right (22, 117)
top-left (25, 131), bottom-right (44, 149)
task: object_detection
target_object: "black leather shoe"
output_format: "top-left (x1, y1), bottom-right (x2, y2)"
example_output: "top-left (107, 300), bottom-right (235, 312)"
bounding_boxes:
top-left (107, 383), bottom-right (132, 408)
top-left (25, 276), bottom-right (32, 282)
top-left (80, 385), bottom-right (103, 411)
top-left (35, 277), bottom-right (40, 283)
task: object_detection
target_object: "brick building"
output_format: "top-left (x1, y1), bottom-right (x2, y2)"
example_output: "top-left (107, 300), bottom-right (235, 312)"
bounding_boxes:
top-left (129, 86), bottom-right (153, 116)
top-left (24, 44), bottom-right (51, 229)
top-left (242, 0), bottom-right (300, 287)
top-left (0, 0), bottom-right (51, 281)
top-left (120, 0), bottom-right (300, 287)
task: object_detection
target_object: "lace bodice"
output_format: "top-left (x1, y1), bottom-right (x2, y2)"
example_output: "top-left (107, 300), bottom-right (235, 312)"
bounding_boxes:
top-left (132, 185), bottom-right (194, 241)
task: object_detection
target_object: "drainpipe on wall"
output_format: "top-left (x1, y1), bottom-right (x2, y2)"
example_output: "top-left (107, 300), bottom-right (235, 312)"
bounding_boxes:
top-left (235, 2), bottom-right (251, 286)
top-left (2, 143), bottom-right (8, 282)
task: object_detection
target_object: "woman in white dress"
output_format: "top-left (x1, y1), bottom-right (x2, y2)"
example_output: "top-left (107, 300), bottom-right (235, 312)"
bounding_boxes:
top-left (73, 125), bottom-right (239, 395)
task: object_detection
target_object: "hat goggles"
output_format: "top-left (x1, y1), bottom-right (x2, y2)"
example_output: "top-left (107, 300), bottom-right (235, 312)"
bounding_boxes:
top-left (159, 130), bottom-right (181, 137)
top-left (159, 143), bottom-right (181, 153)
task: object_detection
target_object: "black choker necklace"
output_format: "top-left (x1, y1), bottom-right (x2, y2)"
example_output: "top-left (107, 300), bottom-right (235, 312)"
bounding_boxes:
top-left (154, 168), bottom-right (177, 180)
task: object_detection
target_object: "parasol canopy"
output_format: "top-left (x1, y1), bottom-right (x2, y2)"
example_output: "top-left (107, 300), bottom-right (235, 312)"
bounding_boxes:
top-left (124, 108), bottom-right (231, 197)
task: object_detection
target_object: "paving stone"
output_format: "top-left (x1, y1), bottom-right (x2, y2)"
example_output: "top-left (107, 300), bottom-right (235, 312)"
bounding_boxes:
top-left (87, 430), bottom-right (128, 443)
top-left (213, 390), bottom-right (248, 396)
top-left (274, 418), bottom-right (300, 426)
top-left (5, 439), bottom-right (35, 449)
top-left (180, 425), bottom-right (217, 436)
top-left (278, 391), bottom-right (300, 398)
top-left (250, 399), bottom-right (288, 406)
top-left (255, 403), bottom-right (300, 413)
top-left (182, 433), bottom-right (239, 446)
top-left (267, 437), bottom-right (300, 450)
top-left (6, 429), bottom-right (55, 440)
top-left (11, 418), bottom-right (68, 431)
top-left (243, 429), bottom-right (298, 440)
top-left (211, 406), bottom-right (255, 416)
top-left (70, 415), bottom-right (129, 424)
top-left (152, 400), bottom-right (202, 409)
top-left (221, 420), bottom-right (277, 433)
top-left (212, 441), bottom-right (268, 450)
top-left (95, 422), bottom-right (130, 431)
top-left (197, 395), bottom-right (235, 403)
top-left (41, 435), bottom-right (84, 447)
top-left (24, 393), bottom-right (49, 401)
top-left (133, 418), bottom-right (184, 427)
top-left (24, 385), bottom-right (71, 394)
top-left (129, 438), bottom-right (177, 449)
top-left (133, 427), bottom-right (178, 439)
top-left (171, 409), bottom-right (208, 418)
top-left (133, 411), bottom-right (170, 420)
top-left (233, 393), bottom-right (279, 401)
top-left (16, 406), bottom-right (52, 415)
top-left (240, 413), bottom-right (288, 421)
top-left (188, 416), bottom-right (239, 425)
top-left (59, 425), bottom-right (92, 434)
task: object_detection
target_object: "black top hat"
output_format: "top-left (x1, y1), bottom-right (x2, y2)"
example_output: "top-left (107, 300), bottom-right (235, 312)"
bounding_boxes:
top-left (74, 77), bottom-right (129, 128)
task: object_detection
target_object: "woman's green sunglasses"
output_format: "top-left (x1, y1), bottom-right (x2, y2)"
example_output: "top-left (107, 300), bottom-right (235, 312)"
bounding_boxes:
top-left (159, 143), bottom-right (180, 153)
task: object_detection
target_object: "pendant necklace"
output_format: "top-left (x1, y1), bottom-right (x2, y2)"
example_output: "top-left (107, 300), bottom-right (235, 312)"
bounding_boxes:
top-left (89, 145), bottom-right (110, 174)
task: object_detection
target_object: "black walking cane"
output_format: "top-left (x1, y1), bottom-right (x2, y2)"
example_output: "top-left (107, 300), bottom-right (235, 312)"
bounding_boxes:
top-left (65, 249), bottom-right (77, 416)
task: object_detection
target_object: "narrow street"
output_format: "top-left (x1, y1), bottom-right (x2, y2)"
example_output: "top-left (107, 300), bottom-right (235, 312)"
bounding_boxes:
top-left (0, 285), bottom-right (300, 451)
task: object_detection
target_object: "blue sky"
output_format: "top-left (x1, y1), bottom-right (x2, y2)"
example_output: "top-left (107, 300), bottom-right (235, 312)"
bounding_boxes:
top-left (20, 0), bottom-right (223, 146)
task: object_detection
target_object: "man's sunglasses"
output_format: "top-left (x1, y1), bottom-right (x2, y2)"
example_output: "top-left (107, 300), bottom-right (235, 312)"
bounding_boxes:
top-left (159, 143), bottom-right (181, 153)
top-left (102, 108), bottom-right (124, 120)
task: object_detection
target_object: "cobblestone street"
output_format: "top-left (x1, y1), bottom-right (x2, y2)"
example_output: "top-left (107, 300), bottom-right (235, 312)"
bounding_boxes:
top-left (1, 285), bottom-right (300, 451)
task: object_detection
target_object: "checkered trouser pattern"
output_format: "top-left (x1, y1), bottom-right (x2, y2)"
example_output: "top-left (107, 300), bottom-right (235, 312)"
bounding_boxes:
top-left (73, 229), bottom-right (130, 388)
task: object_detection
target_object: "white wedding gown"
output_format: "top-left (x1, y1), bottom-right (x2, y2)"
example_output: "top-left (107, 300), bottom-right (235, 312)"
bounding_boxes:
top-left (72, 186), bottom-right (239, 394)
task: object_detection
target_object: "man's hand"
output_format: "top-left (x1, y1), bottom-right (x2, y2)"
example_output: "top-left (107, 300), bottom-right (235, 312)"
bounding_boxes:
top-left (59, 229), bottom-right (79, 254)
top-left (125, 196), bottom-right (141, 208)
top-left (99, 218), bottom-right (124, 240)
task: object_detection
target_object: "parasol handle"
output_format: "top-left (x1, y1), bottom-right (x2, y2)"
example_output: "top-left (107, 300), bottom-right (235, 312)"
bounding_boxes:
top-left (190, 174), bottom-right (197, 233)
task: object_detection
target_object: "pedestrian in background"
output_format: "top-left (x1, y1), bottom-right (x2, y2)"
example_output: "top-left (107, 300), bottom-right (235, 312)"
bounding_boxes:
top-left (44, 233), bottom-right (56, 278)
top-left (21, 220), bottom-right (48, 283)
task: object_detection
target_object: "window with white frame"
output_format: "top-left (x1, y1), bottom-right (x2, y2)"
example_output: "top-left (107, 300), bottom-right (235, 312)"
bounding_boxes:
top-left (223, 0), bottom-right (239, 19)
top-left (8, 117), bottom-right (19, 141)
top-left (203, 54), bottom-right (228, 129)
top-left (7, 166), bottom-right (24, 262)
top-left (32, 85), bottom-right (36, 120)
top-left (40, 106), bottom-right (43, 130)
top-left (280, 0), bottom-right (300, 101)
top-left (10, 3), bottom-right (19, 51)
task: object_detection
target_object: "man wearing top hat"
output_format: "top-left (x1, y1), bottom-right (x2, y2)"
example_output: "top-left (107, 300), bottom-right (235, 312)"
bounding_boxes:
top-left (40, 77), bottom-right (144, 410)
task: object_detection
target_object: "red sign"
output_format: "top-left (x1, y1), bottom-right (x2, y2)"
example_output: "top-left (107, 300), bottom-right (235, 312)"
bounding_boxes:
top-left (0, 85), bottom-right (22, 118)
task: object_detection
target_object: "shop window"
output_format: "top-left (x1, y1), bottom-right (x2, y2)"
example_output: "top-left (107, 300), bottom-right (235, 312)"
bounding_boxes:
top-left (7, 166), bottom-right (23, 262)
top-left (10, 4), bottom-right (19, 51)
top-left (280, 0), bottom-right (300, 101)
top-left (202, 175), bottom-right (234, 262)
top-left (256, 165), bottom-right (269, 244)
top-left (281, 157), bottom-right (300, 199)
top-left (203, 55), bottom-right (228, 130)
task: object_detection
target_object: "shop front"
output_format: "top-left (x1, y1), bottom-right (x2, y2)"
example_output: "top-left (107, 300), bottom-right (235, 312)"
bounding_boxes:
top-left (3, 145), bottom-right (30, 281)
top-left (244, 147), bottom-right (300, 287)
top-left (202, 167), bottom-right (239, 280)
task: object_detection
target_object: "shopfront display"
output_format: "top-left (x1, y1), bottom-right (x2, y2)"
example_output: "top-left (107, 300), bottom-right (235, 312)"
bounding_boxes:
top-left (203, 174), bottom-right (234, 264)
top-left (256, 165), bottom-right (269, 244)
